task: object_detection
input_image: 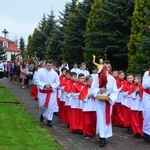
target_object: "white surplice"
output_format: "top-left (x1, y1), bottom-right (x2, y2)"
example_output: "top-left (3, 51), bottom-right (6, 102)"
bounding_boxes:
top-left (82, 87), bottom-right (96, 112)
top-left (35, 68), bottom-right (60, 121)
top-left (91, 73), bottom-right (99, 88)
top-left (130, 91), bottom-right (143, 111)
top-left (142, 71), bottom-right (150, 135)
top-left (79, 69), bottom-right (90, 78)
top-left (96, 74), bottom-right (118, 138)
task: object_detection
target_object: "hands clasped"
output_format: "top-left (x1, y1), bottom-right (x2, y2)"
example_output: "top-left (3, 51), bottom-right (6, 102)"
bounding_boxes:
top-left (45, 84), bottom-right (52, 89)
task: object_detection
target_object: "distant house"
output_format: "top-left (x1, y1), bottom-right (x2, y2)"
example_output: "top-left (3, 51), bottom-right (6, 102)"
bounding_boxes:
top-left (0, 36), bottom-right (21, 61)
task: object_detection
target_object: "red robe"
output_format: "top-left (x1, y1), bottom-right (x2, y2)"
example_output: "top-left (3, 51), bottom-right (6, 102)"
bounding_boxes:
top-left (98, 66), bottom-right (111, 125)
top-left (69, 81), bottom-right (82, 131)
top-left (130, 83), bottom-right (143, 135)
top-left (78, 83), bottom-right (96, 136)
top-left (122, 82), bottom-right (135, 127)
top-left (63, 79), bottom-right (80, 125)
top-left (30, 84), bottom-right (38, 99)
top-left (58, 75), bottom-right (67, 119)
top-left (112, 78), bottom-right (127, 127)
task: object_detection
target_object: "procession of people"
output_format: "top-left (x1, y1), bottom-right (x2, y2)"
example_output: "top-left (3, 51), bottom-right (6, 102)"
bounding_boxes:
top-left (1, 56), bottom-right (150, 147)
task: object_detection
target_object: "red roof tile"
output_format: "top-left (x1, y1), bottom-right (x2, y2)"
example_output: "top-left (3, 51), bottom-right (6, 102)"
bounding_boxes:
top-left (0, 36), bottom-right (21, 52)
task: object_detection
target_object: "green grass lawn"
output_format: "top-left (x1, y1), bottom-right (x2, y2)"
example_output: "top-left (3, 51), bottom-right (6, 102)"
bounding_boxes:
top-left (0, 84), bottom-right (18, 102)
top-left (0, 84), bottom-right (63, 150)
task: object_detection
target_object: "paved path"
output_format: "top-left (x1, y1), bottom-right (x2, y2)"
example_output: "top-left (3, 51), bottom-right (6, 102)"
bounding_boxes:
top-left (0, 77), bottom-right (150, 150)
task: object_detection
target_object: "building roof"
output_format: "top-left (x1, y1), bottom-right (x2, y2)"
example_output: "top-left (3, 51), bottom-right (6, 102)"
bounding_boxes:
top-left (0, 36), bottom-right (21, 52)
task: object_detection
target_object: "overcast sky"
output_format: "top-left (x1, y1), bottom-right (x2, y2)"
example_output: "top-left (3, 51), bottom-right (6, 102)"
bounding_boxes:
top-left (0, 0), bottom-right (78, 44)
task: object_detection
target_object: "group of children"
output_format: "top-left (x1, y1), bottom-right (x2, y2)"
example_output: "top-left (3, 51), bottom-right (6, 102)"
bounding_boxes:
top-left (30, 59), bottom-right (147, 147)
top-left (58, 67), bottom-right (97, 138)
top-left (112, 71), bottom-right (143, 138)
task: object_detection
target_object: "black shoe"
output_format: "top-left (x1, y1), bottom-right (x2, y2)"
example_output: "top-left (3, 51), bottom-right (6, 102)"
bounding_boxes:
top-left (47, 120), bottom-right (52, 127)
top-left (127, 128), bottom-right (132, 134)
top-left (40, 115), bottom-right (44, 123)
top-left (67, 124), bottom-right (70, 128)
top-left (100, 138), bottom-right (106, 147)
top-left (78, 130), bottom-right (83, 135)
top-left (143, 133), bottom-right (150, 143)
top-left (135, 133), bottom-right (142, 138)
top-left (144, 138), bottom-right (150, 143)
top-left (54, 112), bottom-right (58, 116)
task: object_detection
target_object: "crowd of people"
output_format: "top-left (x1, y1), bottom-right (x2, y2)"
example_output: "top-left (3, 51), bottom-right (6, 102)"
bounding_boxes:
top-left (0, 57), bottom-right (150, 147)
top-left (0, 56), bottom-right (38, 88)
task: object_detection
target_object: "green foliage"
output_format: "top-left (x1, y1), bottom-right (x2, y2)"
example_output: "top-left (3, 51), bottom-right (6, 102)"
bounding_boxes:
top-left (0, 46), bottom-right (6, 61)
top-left (84, 0), bottom-right (134, 71)
top-left (45, 11), bottom-right (58, 60)
top-left (59, 0), bottom-right (78, 65)
top-left (0, 85), bottom-right (63, 150)
top-left (62, 0), bottom-right (94, 66)
top-left (137, 35), bottom-right (150, 73)
top-left (19, 37), bottom-right (25, 58)
top-left (45, 27), bottom-right (62, 63)
top-left (25, 28), bottom-right (46, 60)
top-left (0, 84), bottom-right (18, 102)
top-left (25, 35), bottom-right (33, 58)
top-left (25, 11), bottom-right (57, 60)
top-left (128, 0), bottom-right (150, 74)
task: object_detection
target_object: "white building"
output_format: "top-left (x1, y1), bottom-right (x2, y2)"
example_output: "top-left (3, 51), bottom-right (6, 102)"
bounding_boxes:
top-left (0, 36), bottom-right (21, 61)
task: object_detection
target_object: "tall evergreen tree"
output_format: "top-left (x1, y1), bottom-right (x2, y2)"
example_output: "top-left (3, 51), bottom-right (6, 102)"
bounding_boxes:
top-left (25, 35), bottom-right (33, 58)
top-left (45, 27), bottom-right (62, 63)
top-left (38, 14), bottom-right (47, 31)
top-left (26, 14), bottom-right (47, 60)
top-left (26, 12), bottom-right (57, 60)
top-left (138, 34), bottom-right (150, 73)
top-left (0, 46), bottom-right (6, 61)
top-left (84, 0), bottom-right (134, 71)
top-left (26, 28), bottom-right (45, 60)
top-left (59, 0), bottom-right (78, 64)
top-left (128, 0), bottom-right (150, 74)
top-left (62, 0), bottom-right (94, 66)
top-left (19, 37), bottom-right (25, 58)
top-left (26, 28), bottom-right (45, 59)
top-left (45, 11), bottom-right (57, 59)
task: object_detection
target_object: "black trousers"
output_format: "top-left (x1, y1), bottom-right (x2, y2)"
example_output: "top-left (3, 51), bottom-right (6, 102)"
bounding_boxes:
top-left (0, 72), bottom-right (3, 78)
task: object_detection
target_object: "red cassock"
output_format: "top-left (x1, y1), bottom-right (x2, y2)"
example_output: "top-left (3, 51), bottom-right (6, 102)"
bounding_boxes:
top-left (79, 84), bottom-right (96, 136)
top-left (69, 81), bottom-right (85, 132)
top-left (130, 83), bottom-right (143, 135)
top-left (30, 84), bottom-right (38, 99)
top-left (112, 78), bottom-right (127, 127)
top-left (76, 82), bottom-right (87, 131)
top-left (98, 66), bottom-right (111, 125)
top-left (122, 82), bottom-right (135, 127)
top-left (62, 79), bottom-right (77, 125)
top-left (58, 75), bottom-right (66, 119)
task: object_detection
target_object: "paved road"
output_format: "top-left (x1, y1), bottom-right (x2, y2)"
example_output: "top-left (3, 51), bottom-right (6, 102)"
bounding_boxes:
top-left (0, 77), bottom-right (150, 150)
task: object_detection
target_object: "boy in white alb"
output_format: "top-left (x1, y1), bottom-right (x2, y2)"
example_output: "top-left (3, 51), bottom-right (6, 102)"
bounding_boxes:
top-left (95, 62), bottom-right (118, 147)
top-left (130, 74), bottom-right (143, 137)
top-left (35, 59), bottom-right (60, 127)
top-left (79, 75), bottom-right (97, 139)
top-left (79, 62), bottom-right (90, 77)
top-left (91, 66), bottom-right (99, 88)
top-left (112, 70), bottom-right (127, 127)
top-left (142, 65), bottom-right (150, 143)
top-left (71, 62), bottom-right (80, 77)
